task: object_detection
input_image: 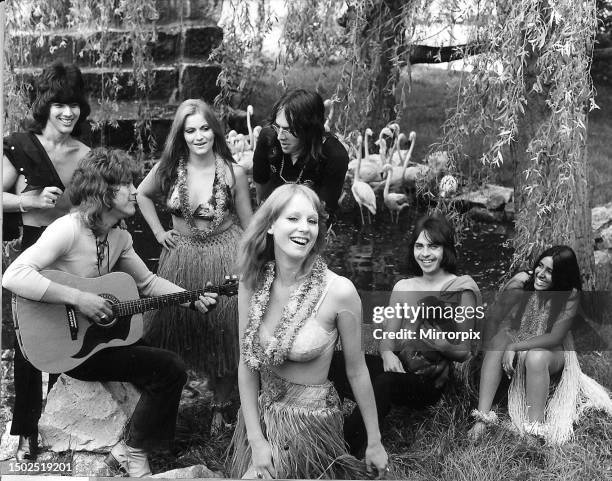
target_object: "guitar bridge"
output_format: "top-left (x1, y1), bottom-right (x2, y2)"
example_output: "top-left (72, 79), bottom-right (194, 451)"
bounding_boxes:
top-left (66, 306), bottom-right (78, 340)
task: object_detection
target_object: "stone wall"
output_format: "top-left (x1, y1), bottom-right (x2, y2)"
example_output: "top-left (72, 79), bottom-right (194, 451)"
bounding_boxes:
top-left (11, 0), bottom-right (224, 150)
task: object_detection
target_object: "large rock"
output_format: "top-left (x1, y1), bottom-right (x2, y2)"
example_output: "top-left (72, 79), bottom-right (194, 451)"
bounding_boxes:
top-left (591, 201), bottom-right (612, 232)
top-left (593, 201), bottom-right (612, 249)
top-left (152, 464), bottom-right (223, 478)
top-left (39, 376), bottom-right (140, 453)
top-left (0, 422), bottom-right (19, 461)
top-left (454, 184), bottom-right (513, 210)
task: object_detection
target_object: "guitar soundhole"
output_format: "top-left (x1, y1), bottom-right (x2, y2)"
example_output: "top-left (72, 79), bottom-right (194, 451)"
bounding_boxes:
top-left (96, 293), bottom-right (120, 328)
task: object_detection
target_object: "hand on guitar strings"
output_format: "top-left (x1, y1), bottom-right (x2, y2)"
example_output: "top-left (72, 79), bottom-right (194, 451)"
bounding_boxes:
top-left (192, 282), bottom-right (218, 314)
top-left (76, 291), bottom-right (113, 322)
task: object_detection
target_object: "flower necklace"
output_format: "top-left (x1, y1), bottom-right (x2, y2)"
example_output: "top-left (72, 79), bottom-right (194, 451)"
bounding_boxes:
top-left (242, 255), bottom-right (328, 370)
top-left (177, 155), bottom-right (227, 241)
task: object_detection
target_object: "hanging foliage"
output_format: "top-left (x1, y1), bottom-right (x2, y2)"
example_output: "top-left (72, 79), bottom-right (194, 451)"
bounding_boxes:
top-left (437, 0), bottom-right (597, 283)
top-left (4, 0), bottom-right (158, 156)
top-left (210, 0), bottom-right (275, 120)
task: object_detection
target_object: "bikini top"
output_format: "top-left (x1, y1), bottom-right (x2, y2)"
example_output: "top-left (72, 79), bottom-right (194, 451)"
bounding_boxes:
top-left (258, 273), bottom-right (339, 363)
top-left (166, 175), bottom-right (233, 220)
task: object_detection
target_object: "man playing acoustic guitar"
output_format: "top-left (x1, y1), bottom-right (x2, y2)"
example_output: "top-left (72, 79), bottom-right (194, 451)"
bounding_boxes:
top-left (3, 147), bottom-right (220, 477)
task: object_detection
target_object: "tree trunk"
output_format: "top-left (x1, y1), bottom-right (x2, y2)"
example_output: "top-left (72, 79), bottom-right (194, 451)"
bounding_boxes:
top-left (510, 18), bottom-right (596, 288)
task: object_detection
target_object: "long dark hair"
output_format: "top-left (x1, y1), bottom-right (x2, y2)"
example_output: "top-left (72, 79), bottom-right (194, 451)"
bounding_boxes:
top-left (515, 245), bottom-right (582, 331)
top-left (406, 214), bottom-right (458, 276)
top-left (268, 89), bottom-right (326, 164)
top-left (524, 245), bottom-right (582, 292)
top-left (156, 99), bottom-right (235, 196)
top-left (27, 61), bottom-right (90, 137)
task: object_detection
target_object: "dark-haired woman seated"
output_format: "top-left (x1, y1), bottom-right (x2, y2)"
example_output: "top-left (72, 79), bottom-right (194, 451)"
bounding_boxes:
top-left (2, 61), bottom-right (91, 460)
top-left (468, 245), bottom-right (612, 443)
top-left (252, 89), bottom-right (348, 224)
top-left (335, 214), bottom-right (482, 456)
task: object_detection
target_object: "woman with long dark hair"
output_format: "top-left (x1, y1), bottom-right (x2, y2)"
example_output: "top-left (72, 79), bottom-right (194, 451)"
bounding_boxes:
top-left (2, 61), bottom-right (91, 460)
top-left (137, 99), bottom-right (251, 433)
top-left (468, 245), bottom-right (612, 443)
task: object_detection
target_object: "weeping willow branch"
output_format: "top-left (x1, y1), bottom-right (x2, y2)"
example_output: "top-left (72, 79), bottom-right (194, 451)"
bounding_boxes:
top-left (439, 0), bottom-right (597, 286)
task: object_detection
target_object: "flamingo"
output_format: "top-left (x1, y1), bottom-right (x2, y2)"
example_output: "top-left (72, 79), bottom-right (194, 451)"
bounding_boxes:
top-left (382, 164), bottom-right (410, 223)
top-left (351, 134), bottom-right (377, 225)
top-left (324, 98), bottom-right (335, 132)
top-left (366, 127), bottom-right (393, 166)
top-left (347, 131), bottom-right (383, 183)
top-left (246, 105), bottom-right (254, 148)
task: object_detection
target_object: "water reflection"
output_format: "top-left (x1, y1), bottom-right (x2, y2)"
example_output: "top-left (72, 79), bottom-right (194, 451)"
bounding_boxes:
top-left (127, 208), bottom-right (514, 294)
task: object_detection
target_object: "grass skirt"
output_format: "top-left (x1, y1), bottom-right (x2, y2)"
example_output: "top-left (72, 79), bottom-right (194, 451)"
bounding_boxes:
top-left (144, 223), bottom-right (242, 377)
top-left (228, 369), bottom-right (371, 479)
top-left (508, 332), bottom-right (612, 444)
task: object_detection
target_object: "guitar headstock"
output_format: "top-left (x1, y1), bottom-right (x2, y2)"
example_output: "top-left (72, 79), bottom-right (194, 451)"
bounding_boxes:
top-left (219, 275), bottom-right (239, 297)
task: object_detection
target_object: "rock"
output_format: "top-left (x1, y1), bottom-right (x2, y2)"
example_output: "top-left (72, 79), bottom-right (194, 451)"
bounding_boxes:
top-left (591, 201), bottom-right (612, 232)
top-left (595, 225), bottom-right (612, 250)
top-left (152, 464), bottom-right (223, 478)
top-left (39, 375), bottom-right (140, 453)
top-left (72, 452), bottom-right (113, 477)
top-left (594, 250), bottom-right (612, 290)
top-left (467, 207), bottom-right (503, 223)
top-left (0, 422), bottom-right (19, 461)
top-left (454, 184), bottom-right (513, 210)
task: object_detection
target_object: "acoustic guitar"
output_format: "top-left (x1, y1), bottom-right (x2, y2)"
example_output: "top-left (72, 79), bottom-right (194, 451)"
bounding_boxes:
top-left (13, 270), bottom-right (238, 373)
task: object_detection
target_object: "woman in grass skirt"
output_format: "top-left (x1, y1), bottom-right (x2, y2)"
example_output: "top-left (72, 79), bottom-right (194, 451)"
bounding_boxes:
top-left (228, 184), bottom-right (388, 479)
top-left (137, 99), bottom-right (252, 434)
top-left (468, 245), bottom-right (612, 443)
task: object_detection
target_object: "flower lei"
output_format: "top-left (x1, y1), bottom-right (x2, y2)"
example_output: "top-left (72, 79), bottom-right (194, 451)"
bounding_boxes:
top-left (177, 155), bottom-right (227, 241)
top-left (242, 255), bottom-right (328, 370)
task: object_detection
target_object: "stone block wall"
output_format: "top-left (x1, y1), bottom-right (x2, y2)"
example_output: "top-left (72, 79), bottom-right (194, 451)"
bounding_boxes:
top-left (10, 0), bottom-right (225, 148)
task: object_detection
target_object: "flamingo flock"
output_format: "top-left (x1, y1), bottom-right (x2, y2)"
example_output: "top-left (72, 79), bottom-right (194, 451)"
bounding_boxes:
top-left (223, 102), bottom-right (456, 226)
top-left (345, 123), bottom-right (454, 225)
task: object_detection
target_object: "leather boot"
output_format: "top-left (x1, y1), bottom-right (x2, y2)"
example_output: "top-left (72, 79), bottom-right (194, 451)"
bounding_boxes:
top-left (105, 440), bottom-right (152, 477)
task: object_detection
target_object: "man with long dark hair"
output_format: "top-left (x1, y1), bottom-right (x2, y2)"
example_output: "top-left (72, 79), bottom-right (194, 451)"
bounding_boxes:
top-left (2, 61), bottom-right (91, 461)
top-left (252, 89), bottom-right (349, 224)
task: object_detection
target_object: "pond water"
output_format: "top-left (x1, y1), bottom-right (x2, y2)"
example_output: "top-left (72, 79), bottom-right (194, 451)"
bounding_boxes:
top-left (128, 208), bottom-right (514, 294)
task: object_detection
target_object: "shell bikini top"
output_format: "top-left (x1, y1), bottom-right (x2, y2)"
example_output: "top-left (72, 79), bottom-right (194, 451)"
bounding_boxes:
top-left (166, 172), bottom-right (233, 220)
top-left (258, 273), bottom-right (340, 363)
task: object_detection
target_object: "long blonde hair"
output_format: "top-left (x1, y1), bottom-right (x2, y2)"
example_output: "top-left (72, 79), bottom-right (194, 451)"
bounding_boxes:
top-left (238, 184), bottom-right (328, 290)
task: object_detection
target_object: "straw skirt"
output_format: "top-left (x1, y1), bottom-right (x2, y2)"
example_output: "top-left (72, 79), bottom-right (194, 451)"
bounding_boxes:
top-left (228, 369), bottom-right (370, 479)
top-left (144, 223), bottom-right (242, 378)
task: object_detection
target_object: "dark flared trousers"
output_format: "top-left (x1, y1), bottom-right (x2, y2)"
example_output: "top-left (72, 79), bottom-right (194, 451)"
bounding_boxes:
top-left (66, 342), bottom-right (187, 450)
top-left (329, 351), bottom-right (443, 456)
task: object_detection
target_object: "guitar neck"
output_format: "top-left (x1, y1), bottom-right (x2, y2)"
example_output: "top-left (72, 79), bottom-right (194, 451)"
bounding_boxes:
top-left (112, 288), bottom-right (210, 317)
